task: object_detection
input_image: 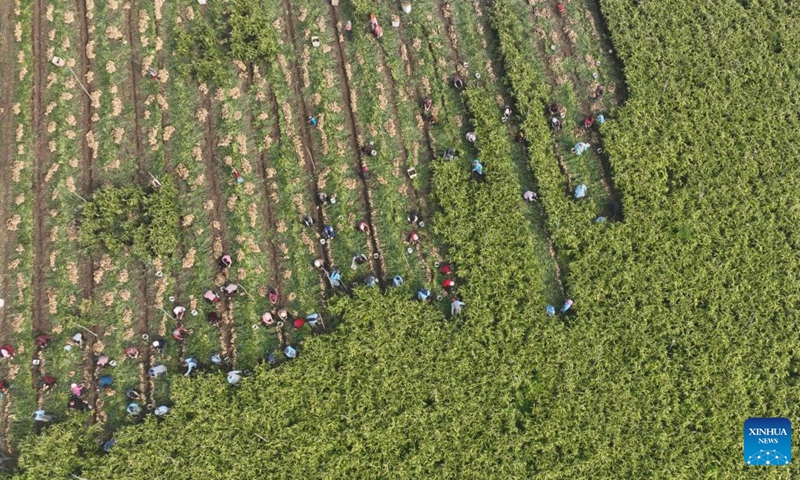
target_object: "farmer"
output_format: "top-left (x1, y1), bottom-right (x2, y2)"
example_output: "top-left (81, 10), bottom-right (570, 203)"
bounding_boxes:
top-left (523, 190), bottom-right (538, 202)
top-left (268, 288), bottom-right (279, 304)
top-left (452, 75), bottom-right (465, 91)
top-left (573, 142), bottom-right (591, 155)
top-left (232, 168), bottom-right (244, 185)
top-left (284, 345), bottom-right (297, 359)
top-left (416, 287), bottom-right (431, 302)
top-left (126, 403), bottom-right (142, 416)
top-left (277, 308), bottom-right (289, 321)
top-left (306, 313), bottom-right (320, 328)
top-left (443, 147), bottom-right (457, 161)
top-left (407, 231), bottom-right (420, 245)
top-left (345, 20), bottom-right (353, 39)
top-left (261, 312), bottom-right (275, 326)
top-left (103, 439), bottom-right (117, 453)
top-left (42, 375), bottom-right (56, 392)
top-left (353, 253), bottom-right (369, 267)
top-left (173, 305), bottom-right (186, 320)
top-left (365, 275), bottom-right (378, 287)
top-left (357, 221), bottom-right (369, 233)
top-left (369, 14), bottom-right (383, 40)
top-left (302, 215), bottom-right (315, 227)
top-left (210, 353), bottom-right (223, 366)
top-left (574, 184), bottom-right (587, 199)
top-left (466, 131), bottom-right (476, 143)
top-left (148, 364), bottom-right (167, 378)
top-left (549, 103), bottom-right (560, 116)
top-left (172, 326), bottom-right (189, 341)
top-left (439, 263), bottom-right (452, 275)
top-left (267, 352), bottom-right (277, 365)
top-left (33, 409), bottom-right (52, 424)
top-left (442, 278), bottom-right (455, 294)
top-left (68, 397), bottom-right (91, 412)
top-left (98, 375), bottom-right (113, 389)
top-left (328, 268), bottom-right (342, 288)
top-left (126, 388), bottom-right (141, 400)
top-left (204, 289), bottom-right (220, 303)
top-left (183, 357), bottom-right (199, 376)
top-left (450, 298), bottom-right (466, 317)
top-left (71, 383), bottom-right (85, 397)
top-left (154, 405), bottom-right (169, 417)
top-left (361, 144), bottom-right (377, 157)
top-left (0, 345), bottom-right (15, 359)
top-left (472, 159), bottom-right (484, 177)
top-left (152, 338), bottom-right (167, 353)
top-left (34, 334), bottom-right (50, 349)
top-left (583, 116), bottom-right (595, 128)
top-left (560, 299), bottom-right (574, 314)
top-left (293, 318), bottom-right (305, 330)
top-left (595, 84), bottom-right (604, 99)
top-left (227, 370), bottom-right (242, 385)
top-left (407, 211), bottom-right (420, 225)
top-left (551, 117), bottom-right (562, 131)
top-left (308, 116), bottom-right (318, 127)
top-left (323, 225), bottom-right (335, 240)
top-left (392, 275), bottom-right (404, 287)
top-left (597, 114), bottom-right (605, 124)
top-left (207, 311), bottom-right (221, 326)
top-left (360, 165), bottom-right (371, 180)
top-left (222, 283), bottom-right (238, 298)
top-left (125, 346), bottom-right (140, 359)
top-left (502, 105), bottom-right (512, 122)
top-left (220, 254), bottom-right (233, 268)
top-left (423, 97), bottom-right (433, 112)
top-left (96, 355), bottom-right (110, 368)
top-left (316, 191), bottom-right (329, 206)
top-left (516, 129), bottom-right (526, 142)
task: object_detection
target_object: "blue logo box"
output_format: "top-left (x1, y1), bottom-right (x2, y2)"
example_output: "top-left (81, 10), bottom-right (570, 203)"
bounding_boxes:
top-left (744, 417), bottom-right (791, 466)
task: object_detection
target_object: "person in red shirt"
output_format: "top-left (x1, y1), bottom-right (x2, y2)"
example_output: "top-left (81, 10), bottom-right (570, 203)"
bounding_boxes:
top-left (407, 232), bottom-right (420, 245)
top-left (442, 278), bottom-right (455, 294)
top-left (293, 319), bottom-right (305, 330)
top-left (583, 116), bottom-right (595, 128)
top-left (125, 346), bottom-right (140, 359)
top-left (41, 375), bottom-right (56, 392)
top-left (0, 345), bottom-right (14, 359)
top-left (172, 327), bottom-right (189, 341)
top-left (34, 335), bottom-right (50, 348)
top-left (439, 264), bottom-right (452, 275)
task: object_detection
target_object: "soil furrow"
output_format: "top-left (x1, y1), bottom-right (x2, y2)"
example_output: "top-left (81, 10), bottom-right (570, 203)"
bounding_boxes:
top-left (30, 0), bottom-right (50, 408)
top-left (544, 0), bottom-right (623, 212)
top-left (324, 4), bottom-right (388, 283)
top-left (200, 91), bottom-right (235, 362)
top-left (245, 77), bottom-right (285, 304)
top-left (125, 0), bottom-right (153, 404)
top-left (0, 0), bottom-right (16, 342)
top-left (275, 3), bottom-right (333, 279)
top-left (74, 0), bottom-right (106, 419)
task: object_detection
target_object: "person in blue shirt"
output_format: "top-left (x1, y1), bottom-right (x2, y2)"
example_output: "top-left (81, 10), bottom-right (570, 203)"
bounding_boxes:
top-left (98, 375), bottom-right (113, 389)
top-left (392, 275), bottom-right (404, 287)
top-left (472, 159), bottom-right (484, 177)
top-left (560, 299), bottom-right (573, 314)
top-left (328, 268), bottom-right (342, 288)
top-left (323, 225), bottom-right (335, 239)
top-left (417, 288), bottom-right (431, 302)
top-left (308, 116), bottom-right (318, 127)
top-left (546, 305), bottom-right (556, 317)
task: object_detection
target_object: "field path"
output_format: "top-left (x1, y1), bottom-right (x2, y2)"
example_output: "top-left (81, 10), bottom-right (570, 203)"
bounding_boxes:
top-left (320, 4), bottom-right (388, 282)
top-left (125, 0), bottom-right (154, 405)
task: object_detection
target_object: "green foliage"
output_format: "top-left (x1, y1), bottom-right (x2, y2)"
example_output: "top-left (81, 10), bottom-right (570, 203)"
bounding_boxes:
top-left (174, 0), bottom-right (278, 83)
top-left (15, 416), bottom-right (100, 480)
top-left (228, 1), bottom-right (278, 64)
top-left (79, 181), bottom-right (180, 262)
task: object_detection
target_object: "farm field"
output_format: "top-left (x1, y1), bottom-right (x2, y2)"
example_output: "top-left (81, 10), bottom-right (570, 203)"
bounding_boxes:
top-left (2, 0), bottom-right (800, 478)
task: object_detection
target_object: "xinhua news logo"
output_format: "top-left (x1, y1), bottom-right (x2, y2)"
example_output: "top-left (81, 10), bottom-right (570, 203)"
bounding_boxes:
top-left (744, 417), bottom-right (791, 466)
